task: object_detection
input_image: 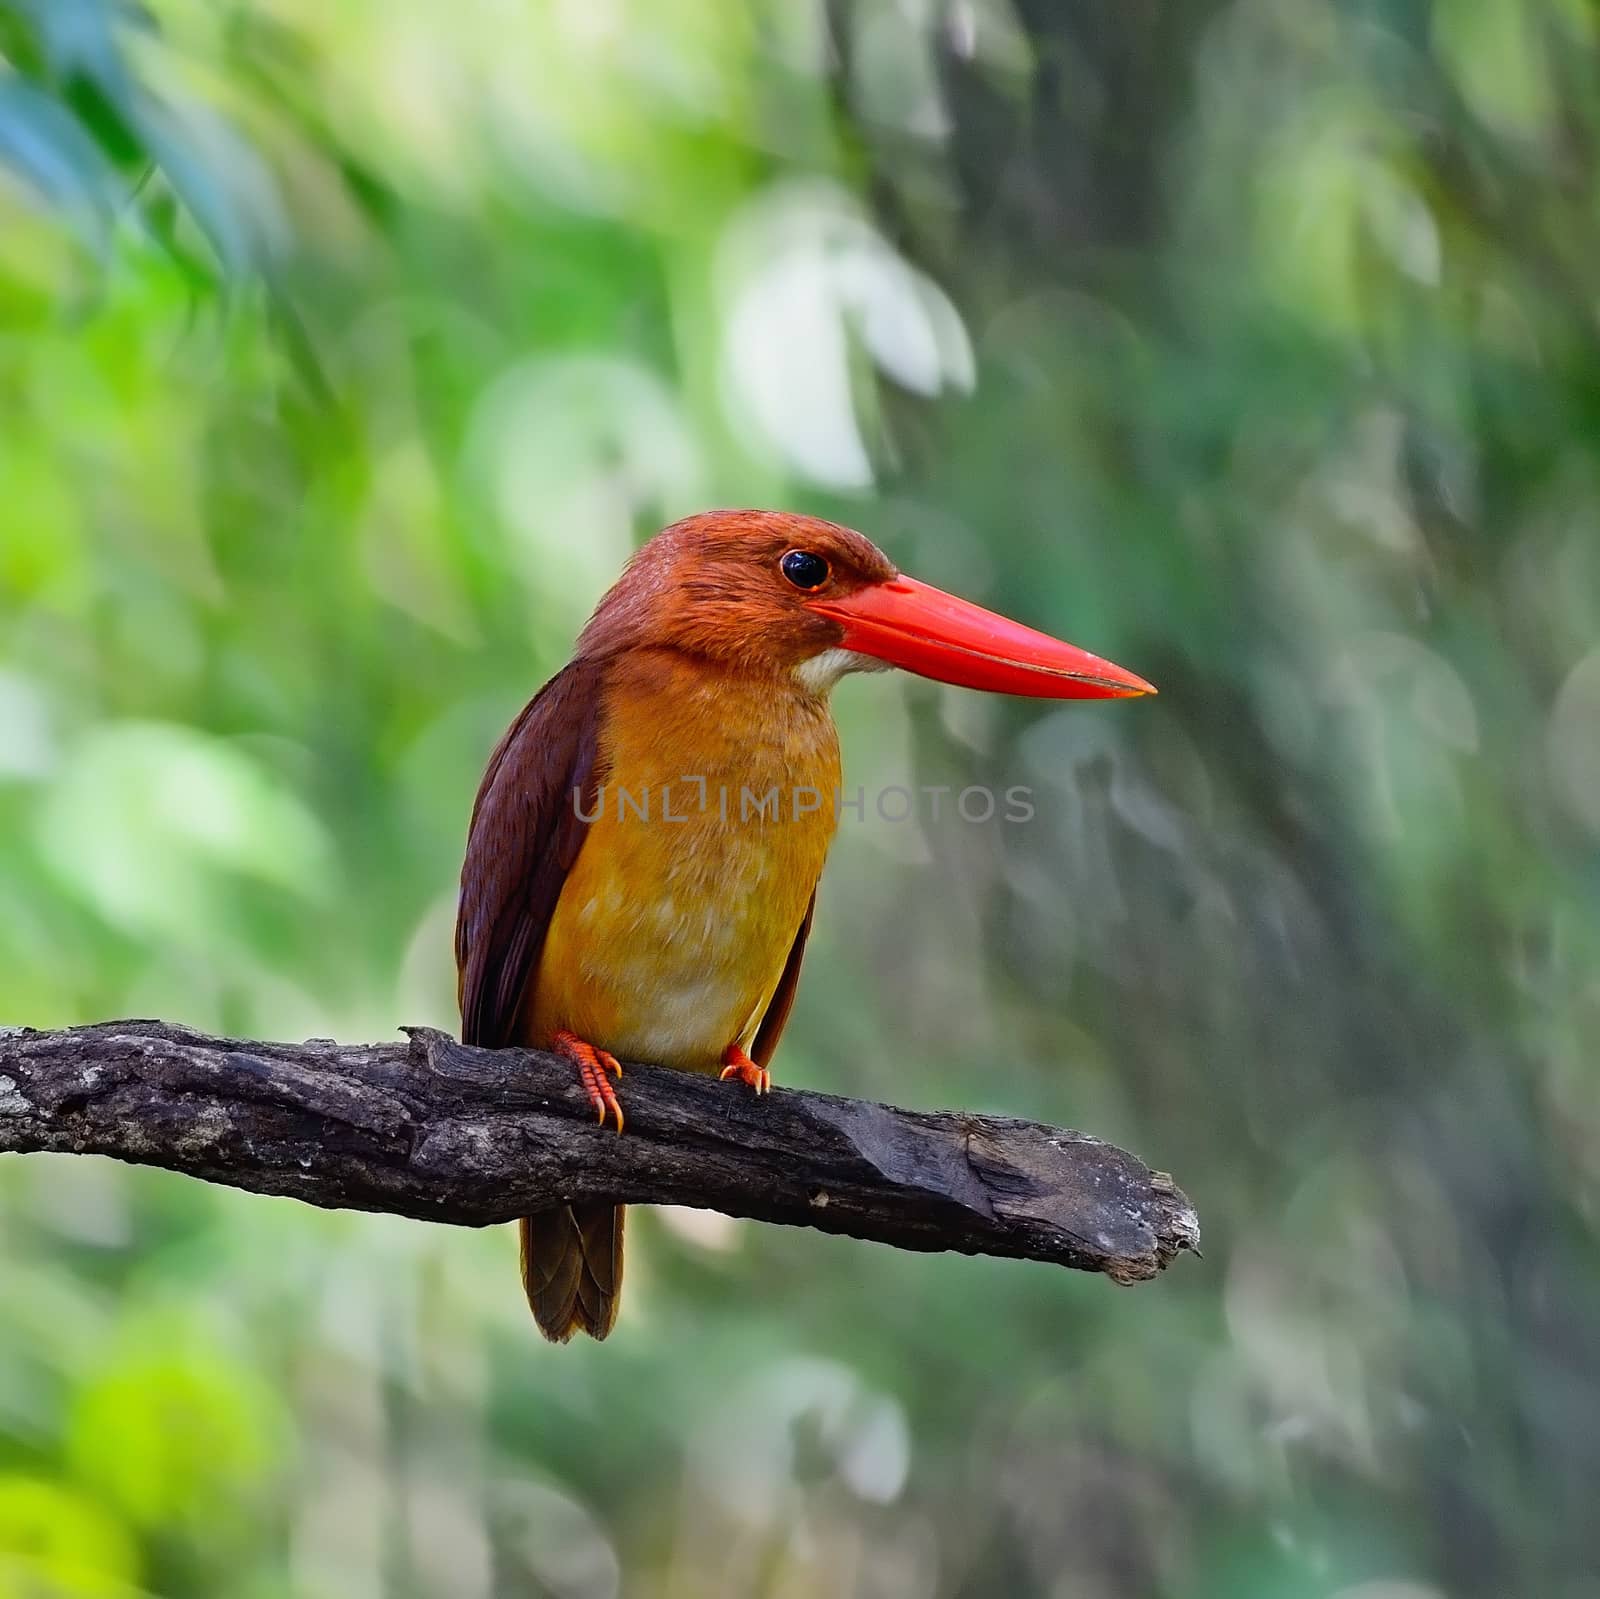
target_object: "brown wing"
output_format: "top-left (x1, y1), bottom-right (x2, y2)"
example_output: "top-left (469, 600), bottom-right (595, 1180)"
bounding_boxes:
top-left (750, 891), bottom-right (815, 1068)
top-left (456, 659), bottom-right (605, 1049)
top-left (457, 660), bottom-right (621, 1342)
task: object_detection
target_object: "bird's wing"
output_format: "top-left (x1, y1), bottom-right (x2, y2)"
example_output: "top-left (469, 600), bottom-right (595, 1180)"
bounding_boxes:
top-left (750, 891), bottom-right (816, 1068)
top-left (456, 660), bottom-right (604, 1048)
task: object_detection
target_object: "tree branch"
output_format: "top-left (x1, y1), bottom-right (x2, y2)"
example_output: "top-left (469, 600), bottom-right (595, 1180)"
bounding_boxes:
top-left (0, 1021), bottom-right (1199, 1284)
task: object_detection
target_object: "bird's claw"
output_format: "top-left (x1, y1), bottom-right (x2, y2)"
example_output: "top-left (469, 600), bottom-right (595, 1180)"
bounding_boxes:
top-left (553, 1031), bottom-right (626, 1133)
top-left (719, 1045), bottom-right (771, 1096)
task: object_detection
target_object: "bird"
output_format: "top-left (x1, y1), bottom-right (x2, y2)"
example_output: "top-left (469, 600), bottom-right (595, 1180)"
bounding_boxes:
top-left (455, 510), bottom-right (1154, 1341)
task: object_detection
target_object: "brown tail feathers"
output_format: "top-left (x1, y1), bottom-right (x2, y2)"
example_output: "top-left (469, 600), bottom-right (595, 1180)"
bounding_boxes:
top-left (519, 1203), bottom-right (625, 1341)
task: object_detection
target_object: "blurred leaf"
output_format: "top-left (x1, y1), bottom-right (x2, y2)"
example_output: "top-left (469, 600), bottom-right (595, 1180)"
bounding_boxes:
top-left (35, 723), bottom-right (337, 943)
top-left (65, 1335), bottom-right (286, 1534)
top-left (1435, 0), bottom-right (1556, 139)
top-left (0, 76), bottom-right (116, 246)
top-left (0, 1474), bottom-right (139, 1599)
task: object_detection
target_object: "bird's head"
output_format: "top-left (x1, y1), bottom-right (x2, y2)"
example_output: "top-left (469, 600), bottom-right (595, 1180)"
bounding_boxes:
top-left (577, 509), bottom-right (1155, 699)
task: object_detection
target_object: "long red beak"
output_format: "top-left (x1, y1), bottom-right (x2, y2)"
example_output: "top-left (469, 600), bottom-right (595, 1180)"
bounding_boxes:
top-left (807, 576), bottom-right (1156, 699)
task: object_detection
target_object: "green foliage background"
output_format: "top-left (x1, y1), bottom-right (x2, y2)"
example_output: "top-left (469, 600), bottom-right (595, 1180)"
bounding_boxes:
top-left (3, 2), bottom-right (1599, 1595)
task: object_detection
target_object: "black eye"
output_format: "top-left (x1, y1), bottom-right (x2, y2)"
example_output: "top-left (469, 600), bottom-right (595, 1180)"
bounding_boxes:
top-left (781, 549), bottom-right (830, 591)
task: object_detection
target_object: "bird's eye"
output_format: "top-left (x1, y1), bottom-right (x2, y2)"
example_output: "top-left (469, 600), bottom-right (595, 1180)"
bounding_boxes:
top-left (780, 549), bottom-right (830, 591)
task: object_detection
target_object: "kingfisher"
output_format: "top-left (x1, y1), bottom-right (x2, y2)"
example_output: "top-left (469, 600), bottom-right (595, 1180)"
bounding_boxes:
top-left (456, 510), bottom-right (1153, 1340)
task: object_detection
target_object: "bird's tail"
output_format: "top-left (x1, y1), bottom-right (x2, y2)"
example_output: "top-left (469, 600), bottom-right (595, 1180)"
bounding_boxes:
top-left (519, 1203), bottom-right (625, 1341)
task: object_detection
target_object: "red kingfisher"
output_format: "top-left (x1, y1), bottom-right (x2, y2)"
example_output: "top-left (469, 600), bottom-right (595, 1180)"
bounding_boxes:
top-left (456, 510), bottom-right (1154, 1340)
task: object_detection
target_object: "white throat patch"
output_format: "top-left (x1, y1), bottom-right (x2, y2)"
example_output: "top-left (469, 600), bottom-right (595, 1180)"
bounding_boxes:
top-left (794, 647), bottom-right (891, 695)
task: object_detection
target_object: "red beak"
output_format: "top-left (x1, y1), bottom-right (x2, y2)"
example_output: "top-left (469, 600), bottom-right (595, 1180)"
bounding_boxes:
top-left (807, 576), bottom-right (1156, 700)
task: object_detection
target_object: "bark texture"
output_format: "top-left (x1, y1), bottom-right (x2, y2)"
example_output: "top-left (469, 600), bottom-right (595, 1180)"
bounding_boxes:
top-left (0, 1021), bottom-right (1199, 1283)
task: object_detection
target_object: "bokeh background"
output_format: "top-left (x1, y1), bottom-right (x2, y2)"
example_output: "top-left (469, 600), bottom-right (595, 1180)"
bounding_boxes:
top-left (3, 1), bottom-right (1599, 1595)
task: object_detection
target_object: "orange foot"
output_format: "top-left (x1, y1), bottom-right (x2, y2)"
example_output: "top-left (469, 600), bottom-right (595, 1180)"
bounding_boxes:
top-left (552, 1031), bottom-right (625, 1133)
top-left (719, 1042), bottom-right (771, 1096)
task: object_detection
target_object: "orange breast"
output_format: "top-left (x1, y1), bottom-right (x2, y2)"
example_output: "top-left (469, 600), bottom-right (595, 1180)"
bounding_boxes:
top-left (527, 652), bottom-right (840, 1071)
